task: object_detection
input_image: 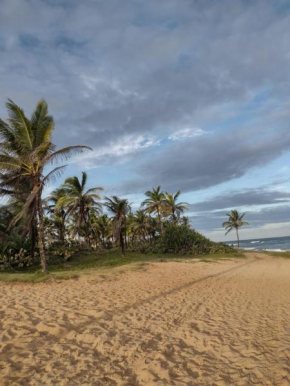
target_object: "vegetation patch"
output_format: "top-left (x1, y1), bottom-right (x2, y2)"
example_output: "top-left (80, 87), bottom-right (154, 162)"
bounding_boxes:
top-left (0, 99), bottom-right (238, 276)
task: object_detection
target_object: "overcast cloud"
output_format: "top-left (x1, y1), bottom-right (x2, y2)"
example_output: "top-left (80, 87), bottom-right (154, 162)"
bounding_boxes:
top-left (0, 0), bottom-right (290, 238)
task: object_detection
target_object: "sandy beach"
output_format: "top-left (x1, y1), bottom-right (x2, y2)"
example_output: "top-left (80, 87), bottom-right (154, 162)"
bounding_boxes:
top-left (1, 253), bottom-right (290, 385)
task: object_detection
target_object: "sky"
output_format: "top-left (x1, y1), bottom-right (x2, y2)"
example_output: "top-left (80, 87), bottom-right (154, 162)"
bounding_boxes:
top-left (0, 0), bottom-right (290, 241)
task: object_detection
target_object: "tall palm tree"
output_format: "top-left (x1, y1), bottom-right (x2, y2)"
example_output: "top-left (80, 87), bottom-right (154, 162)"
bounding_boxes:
top-left (103, 196), bottom-right (130, 256)
top-left (141, 186), bottom-right (166, 234)
top-left (56, 172), bottom-right (103, 244)
top-left (164, 191), bottom-right (188, 223)
top-left (222, 210), bottom-right (249, 248)
top-left (0, 99), bottom-right (90, 271)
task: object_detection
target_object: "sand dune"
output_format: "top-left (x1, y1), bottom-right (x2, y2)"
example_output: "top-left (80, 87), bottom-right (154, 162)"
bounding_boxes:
top-left (1, 253), bottom-right (290, 385)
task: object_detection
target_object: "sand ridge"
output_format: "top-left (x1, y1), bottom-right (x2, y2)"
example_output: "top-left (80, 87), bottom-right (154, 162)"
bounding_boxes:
top-left (1, 253), bottom-right (290, 385)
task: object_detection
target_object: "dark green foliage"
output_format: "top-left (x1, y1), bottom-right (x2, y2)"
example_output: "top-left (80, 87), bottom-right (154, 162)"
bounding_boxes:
top-left (157, 223), bottom-right (233, 255)
top-left (0, 235), bottom-right (34, 270)
top-left (46, 240), bottom-right (95, 264)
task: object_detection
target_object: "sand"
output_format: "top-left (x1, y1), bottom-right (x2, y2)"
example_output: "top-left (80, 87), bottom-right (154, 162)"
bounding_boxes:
top-left (1, 253), bottom-right (290, 385)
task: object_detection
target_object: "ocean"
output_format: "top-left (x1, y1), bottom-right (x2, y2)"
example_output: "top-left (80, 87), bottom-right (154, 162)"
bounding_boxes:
top-left (225, 235), bottom-right (290, 252)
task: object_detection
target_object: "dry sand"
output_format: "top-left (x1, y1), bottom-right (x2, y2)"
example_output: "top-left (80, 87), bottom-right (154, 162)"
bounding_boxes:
top-left (1, 253), bottom-right (290, 385)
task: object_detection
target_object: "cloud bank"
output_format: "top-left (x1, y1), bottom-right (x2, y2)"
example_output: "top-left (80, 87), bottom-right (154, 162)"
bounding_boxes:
top-left (0, 0), bottom-right (290, 237)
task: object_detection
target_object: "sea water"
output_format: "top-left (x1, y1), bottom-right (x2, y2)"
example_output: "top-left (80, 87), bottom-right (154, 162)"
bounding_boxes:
top-left (225, 235), bottom-right (290, 252)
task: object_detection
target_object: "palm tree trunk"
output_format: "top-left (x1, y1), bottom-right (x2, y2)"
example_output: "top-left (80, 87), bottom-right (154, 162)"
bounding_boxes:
top-left (37, 192), bottom-right (47, 273)
top-left (124, 226), bottom-right (128, 248)
top-left (172, 209), bottom-right (177, 224)
top-left (157, 210), bottom-right (163, 234)
top-left (236, 227), bottom-right (240, 249)
top-left (59, 223), bottom-right (65, 242)
top-left (120, 233), bottom-right (125, 257)
top-left (102, 231), bottom-right (106, 248)
top-left (60, 211), bottom-right (65, 242)
top-left (30, 220), bottom-right (37, 262)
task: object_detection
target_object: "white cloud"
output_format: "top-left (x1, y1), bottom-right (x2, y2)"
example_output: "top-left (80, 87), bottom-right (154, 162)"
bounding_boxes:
top-left (80, 74), bottom-right (140, 98)
top-left (169, 127), bottom-right (206, 141)
top-left (71, 134), bottom-right (160, 169)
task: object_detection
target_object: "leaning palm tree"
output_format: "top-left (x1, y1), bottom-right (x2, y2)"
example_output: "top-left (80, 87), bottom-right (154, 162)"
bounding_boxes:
top-left (103, 196), bottom-right (130, 256)
top-left (222, 210), bottom-right (249, 248)
top-left (164, 191), bottom-right (188, 223)
top-left (56, 172), bottom-right (103, 245)
top-left (141, 186), bottom-right (166, 234)
top-left (0, 99), bottom-right (90, 271)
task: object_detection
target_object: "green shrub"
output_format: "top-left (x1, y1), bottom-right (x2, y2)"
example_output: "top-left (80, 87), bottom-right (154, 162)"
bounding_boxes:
top-left (157, 224), bottom-right (233, 255)
top-left (0, 248), bottom-right (33, 271)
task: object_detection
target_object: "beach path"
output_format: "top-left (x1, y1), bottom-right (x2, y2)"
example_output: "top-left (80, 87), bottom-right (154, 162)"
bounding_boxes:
top-left (1, 253), bottom-right (290, 385)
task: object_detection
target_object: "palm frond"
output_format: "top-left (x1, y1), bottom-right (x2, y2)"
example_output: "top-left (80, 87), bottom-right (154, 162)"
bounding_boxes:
top-left (6, 99), bottom-right (33, 150)
top-left (9, 185), bottom-right (40, 228)
top-left (81, 172), bottom-right (87, 190)
top-left (55, 195), bottom-right (77, 209)
top-left (48, 146), bottom-right (92, 164)
top-left (30, 99), bottom-right (54, 147)
top-left (85, 186), bottom-right (104, 194)
top-left (43, 165), bottom-right (67, 185)
top-left (225, 227), bottom-right (233, 235)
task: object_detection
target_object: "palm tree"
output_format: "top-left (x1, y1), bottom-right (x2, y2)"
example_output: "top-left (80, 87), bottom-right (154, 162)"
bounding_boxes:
top-left (180, 216), bottom-right (190, 228)
top-left (56, 172), bottom-right (103, 245)
top-left (222, 210), bottom-right (249, 248)
top-left (130, 210), bottom-right (151, 242)
top-left (47, 187), bottom-right (67, 242)
top-left (103, 196), bottom-right (130, 256)
top-left (164, 191), bottom-right (188, 223)
top-left (94, 214), bottom-right (112, 248)
top-left (0, 99), bottom-right (90, 271)
top-left (141, 186), bottom-right (166, 234)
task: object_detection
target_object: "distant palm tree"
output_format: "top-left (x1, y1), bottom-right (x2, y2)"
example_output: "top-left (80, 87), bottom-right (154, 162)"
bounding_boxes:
top-left (95, 214), bottom-right (112, 247)
top-left (104, 196), bottom-right (130, 256)
top-left (0, 99), bottom-right (90, 271)
top-left (47, 187), bottom-right (67, 242)
top-left (130, 210), bottom-right (151, 241)
top-left (141, 186), bottom-right (166, 234)
top-left (56, 172), bottom-right (103, 245)
top-left (222, 210), bottom-right (249, 248)
top-left (164, 190), bottom-right (188, 223)
top-left (180, 216), bottom-right (190, 228)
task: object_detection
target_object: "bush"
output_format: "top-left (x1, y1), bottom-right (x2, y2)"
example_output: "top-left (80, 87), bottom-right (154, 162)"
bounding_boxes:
top-left (47, 241), bottom-right (76, 263)
top-left (0, 233), bottom-right (35, 270)
top-left (157, 224), bottom-right (233, 255)
top-left (0, 248), bottom-right (33, 271)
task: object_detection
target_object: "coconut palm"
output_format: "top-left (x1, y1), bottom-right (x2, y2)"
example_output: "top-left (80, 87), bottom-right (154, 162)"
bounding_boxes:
top-left (164, 191), bottom-right (188, 223)
top-left (103, 196), bottom-right (130, 256)
top-left (94, 214), bottom-right (112, 248)
top-left (56, 172), bottom-right (103, 244)
top-left (180, 216), bottom-right (190, 228)
top-left (47, 187), bottom-right (67, 242)
top-left (222, 210), bottom-right (249, 248)
top-left (0, 99), bottom-right (90, 271)
top-left (141, 186), bottom-right (166, 234)
top-left (130, 210), bottom-right (151, 242)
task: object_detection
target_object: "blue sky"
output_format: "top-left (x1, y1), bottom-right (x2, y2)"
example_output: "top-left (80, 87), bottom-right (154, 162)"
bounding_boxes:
top-left (0, 0), bottom-right (290, 241)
